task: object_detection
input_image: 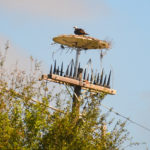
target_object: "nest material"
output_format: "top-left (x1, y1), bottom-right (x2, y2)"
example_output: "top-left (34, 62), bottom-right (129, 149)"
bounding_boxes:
top-left (53, 34), bottom-right (110, 50)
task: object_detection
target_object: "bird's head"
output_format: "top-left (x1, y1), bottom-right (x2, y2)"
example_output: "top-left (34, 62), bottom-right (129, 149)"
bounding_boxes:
top-left (73, 26), bottom-right (78, 29)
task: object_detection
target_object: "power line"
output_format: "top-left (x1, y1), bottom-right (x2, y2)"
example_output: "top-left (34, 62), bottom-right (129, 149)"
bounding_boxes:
top-left (2, 86), bottom-right (150, 133)
top-left (0, 87), bottom-right (64, 113)
top-left (100, 103), bottom-right (150, 132)
top-left (66, 87), bottom-right (150, 132)
top-left (65, 85), bottom-right (150, 133)
top-left (64, 85), bottom-right (150, 133)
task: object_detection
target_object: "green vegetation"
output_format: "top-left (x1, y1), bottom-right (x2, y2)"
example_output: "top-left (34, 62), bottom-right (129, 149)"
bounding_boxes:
top-left (0, 46), bottom-right (137, 150)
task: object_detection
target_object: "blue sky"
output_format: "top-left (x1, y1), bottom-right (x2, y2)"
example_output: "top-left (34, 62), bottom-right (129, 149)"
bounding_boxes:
top-left (0, 0), bottom-right (150, 149)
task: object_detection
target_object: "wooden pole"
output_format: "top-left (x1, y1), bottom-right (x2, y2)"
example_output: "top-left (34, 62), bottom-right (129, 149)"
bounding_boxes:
top-left (72, 68), bottom-right (83, 121)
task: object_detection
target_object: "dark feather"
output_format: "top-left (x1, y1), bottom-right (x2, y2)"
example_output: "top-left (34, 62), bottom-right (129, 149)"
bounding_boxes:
top-left (74, 27), bottom-right (89, 35)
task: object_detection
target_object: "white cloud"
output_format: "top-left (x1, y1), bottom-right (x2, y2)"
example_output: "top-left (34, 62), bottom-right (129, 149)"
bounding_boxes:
top-left (0, 0), bottom-right (110, 20)
top-left (0, 36), bottom-right (48, 75)
top-left (0, 36), bottom-right (30, 70)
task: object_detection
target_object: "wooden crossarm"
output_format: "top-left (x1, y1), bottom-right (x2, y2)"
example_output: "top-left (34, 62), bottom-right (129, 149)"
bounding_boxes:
top-left (41, 74), bottom-right (116, 95)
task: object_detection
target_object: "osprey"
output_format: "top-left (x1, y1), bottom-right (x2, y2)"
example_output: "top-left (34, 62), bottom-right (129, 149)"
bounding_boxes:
top-left (73, 26), bottom-right (89, 35)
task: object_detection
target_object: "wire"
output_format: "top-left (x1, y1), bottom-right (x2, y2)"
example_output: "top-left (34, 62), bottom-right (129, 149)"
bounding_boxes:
top-left (64, 86), bottom-right (150, 133)
top-left (3, 83), bottom-right (150, 133)
top-left (100, 103), bottom-right (150, 132)
top-left (0, 87), bottom-right (64, 113)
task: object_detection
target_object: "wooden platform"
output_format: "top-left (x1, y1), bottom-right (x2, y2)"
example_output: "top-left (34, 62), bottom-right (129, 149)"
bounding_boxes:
top-left (41, 74), bottom-right (116, 95)
top-left (53, 34), bottom-right (110, 50)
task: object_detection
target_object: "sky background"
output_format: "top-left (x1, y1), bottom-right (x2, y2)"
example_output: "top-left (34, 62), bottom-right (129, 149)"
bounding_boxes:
top-left (0, 0), bottom-right (150, 149)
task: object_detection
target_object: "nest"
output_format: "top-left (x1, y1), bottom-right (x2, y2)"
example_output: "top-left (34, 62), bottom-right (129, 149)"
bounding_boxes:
top-left (53, 34), bottom-right (110, 50)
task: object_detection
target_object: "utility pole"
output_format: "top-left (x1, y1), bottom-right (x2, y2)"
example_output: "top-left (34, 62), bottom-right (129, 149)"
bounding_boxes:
top-left (72, 68), bottom-right (83, 121)
top-left (41, 34), bottom-right (116, 121)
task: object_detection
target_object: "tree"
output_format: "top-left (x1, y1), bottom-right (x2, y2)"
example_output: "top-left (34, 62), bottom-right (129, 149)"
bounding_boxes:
top-left (0, 46), bottom-right (138, 150)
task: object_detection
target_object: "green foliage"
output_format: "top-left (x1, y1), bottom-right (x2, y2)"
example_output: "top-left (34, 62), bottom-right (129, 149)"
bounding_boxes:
top-left (0, 47), bottom-right (137, 150)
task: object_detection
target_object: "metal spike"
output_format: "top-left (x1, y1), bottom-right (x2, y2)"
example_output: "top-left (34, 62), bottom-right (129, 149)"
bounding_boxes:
top-left (61, 44), bottom-right (65, 49)
top-left (83, 69), bottom-right (86, 80)
top-left (71, 59), bottom-right (74, 65)
top-left (87, 73), bottom-right (89, 81)
top-left (71, 59), bottom-right (74, 77)
top-left (96, 73), bottom-right (100, 84)
top-left (76, 63), bottom-right (80, 78)
top-left (69, 63), bottom-right (73, 77)
top-left (100, 69), bottom-right (104, 85)
top-left (107, 70), bottom-right (111, 88)
top-left (60, 62), bottom-right (63, 76)
top-left (73, 67), bottom-right (76, 78)
top-left (50, 64), bottom-right (53, 75)
top-left (103, 75), bottom-right (107, 86)
top-left (90, 74), bottom-right (93, 83)
top-left (65, 65), bottom-right (69, 76)
top-left (56, 66), bottom-right (59, 75)
top-left (93, 74), bottom-right (97, 84)
top-left (78, 63), bottom-right (81, 69)
top-left (53, 60), bottom-right (56, 74)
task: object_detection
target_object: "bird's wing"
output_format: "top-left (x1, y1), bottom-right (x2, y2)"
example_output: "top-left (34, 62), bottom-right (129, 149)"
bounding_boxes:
top-left (78, 29), bottom-right (86, 34)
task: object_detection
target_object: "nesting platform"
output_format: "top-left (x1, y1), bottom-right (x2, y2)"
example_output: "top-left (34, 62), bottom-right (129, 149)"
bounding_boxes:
top-left (48, 34), bottom-right (116, 95)
top-left (41, 74), bottom-right (116, 95)
top-left (53, 34), bottom-right (110, 50)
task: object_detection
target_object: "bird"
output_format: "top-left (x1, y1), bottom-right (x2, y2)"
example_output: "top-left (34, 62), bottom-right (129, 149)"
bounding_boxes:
top-left (73, 26), bottom-right (89, 35)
